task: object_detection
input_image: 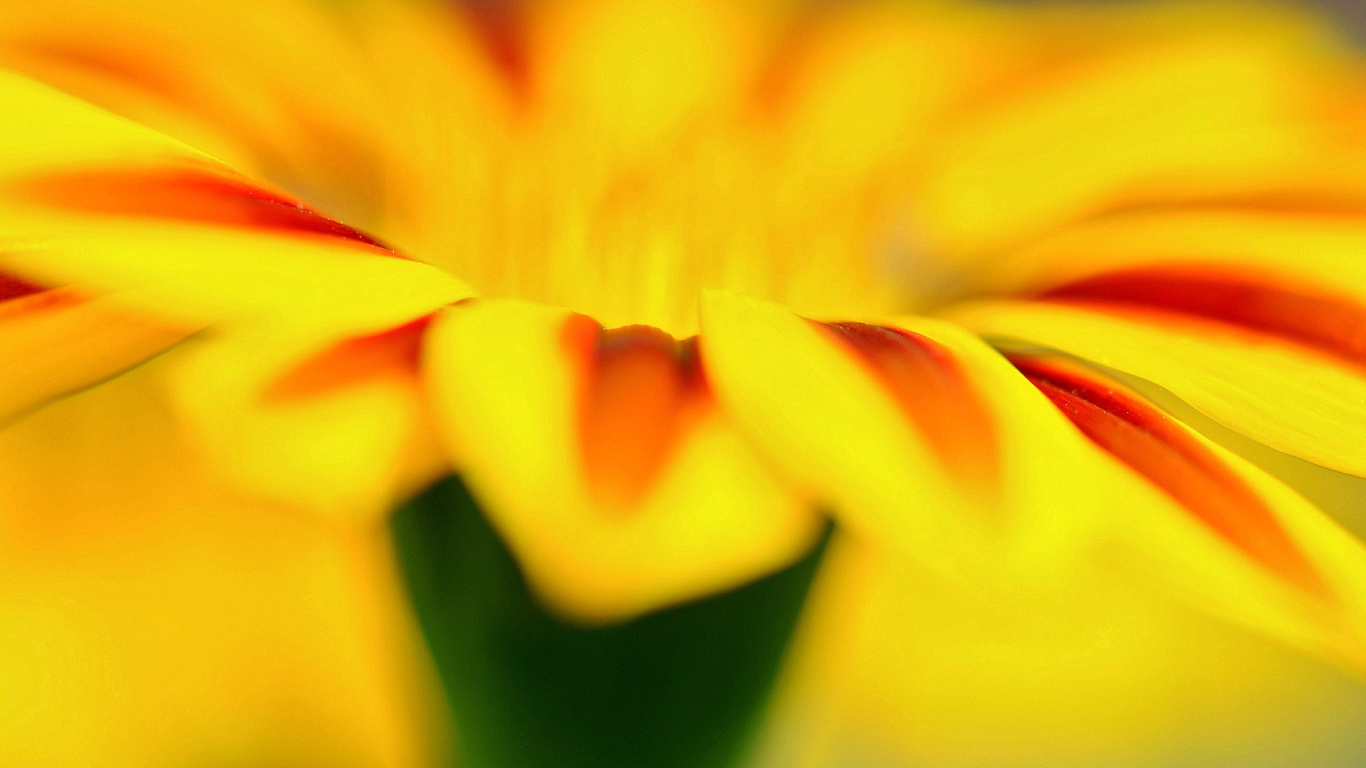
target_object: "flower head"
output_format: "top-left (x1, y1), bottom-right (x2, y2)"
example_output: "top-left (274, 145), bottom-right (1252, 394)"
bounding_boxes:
top-left (5, 0), bottom-right (1366, 764)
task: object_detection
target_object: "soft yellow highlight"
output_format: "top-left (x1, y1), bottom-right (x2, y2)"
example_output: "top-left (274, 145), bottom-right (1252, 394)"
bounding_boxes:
top-left (757, 535), bottom-right (1366, 768)
top-left (0, 361), bottom-right (445, 768)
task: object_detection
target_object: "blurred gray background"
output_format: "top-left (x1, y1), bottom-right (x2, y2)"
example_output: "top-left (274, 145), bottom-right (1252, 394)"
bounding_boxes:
top-left (1315, 0), bottom-right (1366, 35)
top-left (997, 0), bottom-right (1366, 43)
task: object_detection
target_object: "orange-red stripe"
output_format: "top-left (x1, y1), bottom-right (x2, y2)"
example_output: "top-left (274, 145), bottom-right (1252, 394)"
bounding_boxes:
top-left (0, 273), bottom-right (47, 303)
top-left (14, 166), bottom-right (397, 253)
top-left (1040, 265), bottom-right (1366, 367)
top-left (263, 316), bottom-right (433, 404)
top-left (7, 38), bottom-right (186, 105)
top-left (452, 0), bottom-right (529, 93)
top-left (820, 322), bottom-right (999, 500)
top-left (1095, 195), bottom-right (1366, 224)
top-left (0, 272), bottom-right (84, 319)
top-left (1012, 354), bottom-right (1328, 597)
top-left (565, 316), bottom-right (711, 509)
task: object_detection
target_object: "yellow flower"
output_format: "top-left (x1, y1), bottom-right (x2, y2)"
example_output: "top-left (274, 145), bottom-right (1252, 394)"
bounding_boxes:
top-left (4, 0), bottom-right (1366, 765)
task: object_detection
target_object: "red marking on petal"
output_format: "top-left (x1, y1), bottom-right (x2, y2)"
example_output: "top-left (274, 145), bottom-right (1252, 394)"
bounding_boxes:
top-left (15, 167), bottom-right (400, 254)
top-left (566, 316), bottom-right (711, 509)
top-left (1040, 266), bottom-right (1366, 367)
top-left (0, 273), bottom-right (47, 303)
top-left (0, 273), bottom-right (85, 319)
top-left (1013, 355), bottom-right (1328, 597)
top-left (263, 316), bottom-right (433, 404)
top-left (452, 0), bottom-right (529, 93)
top-left (820, 322), bottom-right (999, 501)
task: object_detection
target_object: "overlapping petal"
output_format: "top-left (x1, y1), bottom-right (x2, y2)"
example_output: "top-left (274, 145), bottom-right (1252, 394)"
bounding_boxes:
top-left (946, 207), bottom-right (1366, 478)
top-left (0, 360), bottom-right (443, 767)
top-left (757, 534), bottom-right (1366, 768)
top-left (1007, 353), bottom-right (1366, 668)
top-left (698, 292), bottom-right (1113, 583)
top-left (5, 4), bottom-right (1366, 766)
top-left (700, 293), bottom-right (1366, 671)
top-left (170, 319), bottom-right (449, 519)
top-left (423, 298), bottom-right (822, 621)
top-left (1, 71), bottom-right (470, 330)
top-left (0, 274), bottom-right (192, 423)
top-left (910, 1), bottom-right (1363, 263)
top-left (0, 0), bottom-right (392, 227)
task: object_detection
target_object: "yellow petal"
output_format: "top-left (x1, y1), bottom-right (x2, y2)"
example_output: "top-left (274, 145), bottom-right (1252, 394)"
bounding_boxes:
top-left (974, 206), bottom-right (1366, 302)
top-left (0, 71), bottom-right (469, 329)
top-left (533, 0), bottom-right (759, 155)
top-left (914, 5), bottom-right (1355, 260)
top-left (346, 0), bottom-right (511, 281)
top-left (170, 317), bottom-right (447, 520)
top-left (947, 289), bottom-right (1366, 479)
top-left (699, 292), bottom-right (1130, 585)
top-left (758, 2), bottom-right (1019, 315)
top-left (0, 358), bottom-right (445, 768)
top-left (768, 1), bottom-right (1011, 183)
top-left (757, 533), bottom-right (1366, 768)
top-left (0, 275), bottom-right (193, 423)
top-left (1012, 355), bottom-right (1366, 660)
top-left (757, 353), bottom-right (1366, 766)
top-left (0, 0), bottom-right (391, 227)
top-left (423, 298), bottom-right (821, 622)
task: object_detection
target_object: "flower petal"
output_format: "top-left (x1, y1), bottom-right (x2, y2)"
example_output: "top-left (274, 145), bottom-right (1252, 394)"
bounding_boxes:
top-left (699, 291), bottom-right (1134, 583)
top-left (946, 270), bottom-right (1366, 479)
top-left (0, 71), bottom-right (470, 329)
top-left (1009, 354), bottom-right (1366, 669)
top-left (757, 535), bottom-right (1366, 768)
top-left (700, 292), bottom-right (1366, 667)
top-left (0, 0), bottom-right (391, 226)
top-left (0, 273), bottom-right (192, 422)
top-left (343, 0), bottom-right (512, 281)
top-left (169, 318), bottom-right (446, 519)
top-left (423, 298), bottom-right (821, 622)
top-left (914, 5), bottom-right (1357, 259)
top-left (533, 0), bottom-right (759, 154)
top-left (972, 206), bottom-right (1366, 300)
top-left (0, 360), bottom-right (441, 767)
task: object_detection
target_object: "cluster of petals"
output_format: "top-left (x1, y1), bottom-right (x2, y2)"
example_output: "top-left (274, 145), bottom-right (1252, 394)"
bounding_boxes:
top-left (6, 0), bottom-right (1366, 761)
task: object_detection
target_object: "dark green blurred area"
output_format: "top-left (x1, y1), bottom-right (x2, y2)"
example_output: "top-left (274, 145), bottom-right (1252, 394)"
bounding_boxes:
top-left (392, 476), bottom-right (829, 768)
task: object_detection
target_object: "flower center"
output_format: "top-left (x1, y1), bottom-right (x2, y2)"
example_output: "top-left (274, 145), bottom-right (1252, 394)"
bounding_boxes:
top-left (410, 130), bottom-right (912, 336)
top-left (383, 0), bottom-right (959, 335)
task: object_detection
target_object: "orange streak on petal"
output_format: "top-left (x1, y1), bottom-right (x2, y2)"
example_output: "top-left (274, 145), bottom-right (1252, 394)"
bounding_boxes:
top-left (820, 321), bottom-right (999, 503)
top-left (1093, 195), bottom-right (1366, 225)
top-left (567, 316), bottom-right (710, 510)
top-left (14, 167), bottom-right (399, 254)
top-left (9, 38), bottom-right (187, 104)
top-left (1012, 355), bottom-right (1328, 598)
top-left (1040, 266), bottom-right (1366, 368)
top-left (0, 272), bottom-right (86, 319)
top-left (263, 317), bottom-right (433, 404)
top-left (453, 0), bottom-right (530, 93)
